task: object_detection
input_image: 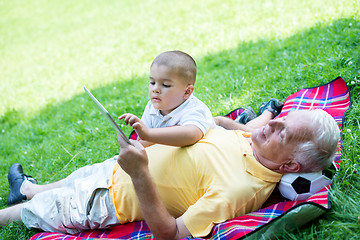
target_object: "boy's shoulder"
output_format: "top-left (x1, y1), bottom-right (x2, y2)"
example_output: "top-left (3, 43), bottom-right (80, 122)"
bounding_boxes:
top-left (185, 95), bottom-right (208, 108)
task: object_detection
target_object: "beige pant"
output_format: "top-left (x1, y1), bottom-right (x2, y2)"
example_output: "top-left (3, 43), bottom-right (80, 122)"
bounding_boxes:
top-left (21, 157), bottom-right (120, 234)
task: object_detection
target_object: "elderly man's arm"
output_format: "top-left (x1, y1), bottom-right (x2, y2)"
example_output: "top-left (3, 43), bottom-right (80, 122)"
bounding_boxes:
top-left (116, 134), bottom-right (191, 240)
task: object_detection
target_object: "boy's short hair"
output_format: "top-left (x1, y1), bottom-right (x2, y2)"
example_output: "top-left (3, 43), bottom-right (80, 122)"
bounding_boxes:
top-left (151, 50), bottom-right (197, 84)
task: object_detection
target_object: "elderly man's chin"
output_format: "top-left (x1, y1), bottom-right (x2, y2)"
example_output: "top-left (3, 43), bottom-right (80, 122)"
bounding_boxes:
top-left (251, 127), bottom-right (266, 144)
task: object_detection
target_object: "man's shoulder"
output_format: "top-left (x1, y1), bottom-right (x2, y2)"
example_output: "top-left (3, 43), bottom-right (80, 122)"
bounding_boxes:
top-left (200, 128), bottom-right (249, 144)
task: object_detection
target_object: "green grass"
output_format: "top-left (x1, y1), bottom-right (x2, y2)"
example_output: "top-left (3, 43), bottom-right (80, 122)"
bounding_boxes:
top-left (0, 0), bottom-right (360, 239)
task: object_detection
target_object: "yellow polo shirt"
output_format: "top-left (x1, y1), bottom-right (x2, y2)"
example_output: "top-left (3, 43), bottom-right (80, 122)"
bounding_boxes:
top-left (108, 128), bottom-right (282, 237)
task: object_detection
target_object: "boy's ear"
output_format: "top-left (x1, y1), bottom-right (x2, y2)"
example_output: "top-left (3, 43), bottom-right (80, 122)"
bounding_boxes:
top-left (184, 84), bottom-right (194, 99)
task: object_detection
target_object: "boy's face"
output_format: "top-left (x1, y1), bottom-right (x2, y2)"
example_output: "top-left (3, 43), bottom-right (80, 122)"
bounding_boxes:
top-left (149, 64), bottom-right (193, 116)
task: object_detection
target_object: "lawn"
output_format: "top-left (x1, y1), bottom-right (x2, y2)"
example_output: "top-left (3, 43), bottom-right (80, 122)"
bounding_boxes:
top-left (0, 0), bottom-right (359, 239)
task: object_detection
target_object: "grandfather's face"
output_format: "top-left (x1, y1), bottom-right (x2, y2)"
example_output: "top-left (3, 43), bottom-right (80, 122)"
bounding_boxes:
top-left (251, 110), bottom-right (314, 173)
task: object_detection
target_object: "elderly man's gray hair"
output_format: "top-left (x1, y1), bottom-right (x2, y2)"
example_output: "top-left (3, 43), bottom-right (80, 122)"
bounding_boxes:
top-left (293, 109), bottom-right (340, 172)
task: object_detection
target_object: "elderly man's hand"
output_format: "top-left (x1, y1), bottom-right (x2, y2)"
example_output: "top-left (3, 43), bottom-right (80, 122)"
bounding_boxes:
top-left (117, 134), bottom-right (148, 178)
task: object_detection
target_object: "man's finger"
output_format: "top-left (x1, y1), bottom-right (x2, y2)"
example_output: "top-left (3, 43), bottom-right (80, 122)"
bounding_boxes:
top-left (117, 133), bottom-right (131, 148)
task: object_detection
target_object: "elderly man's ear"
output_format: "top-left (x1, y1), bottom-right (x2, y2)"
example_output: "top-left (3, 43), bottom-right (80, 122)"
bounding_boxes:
top-left (279, 160), bottom-right (301, 173)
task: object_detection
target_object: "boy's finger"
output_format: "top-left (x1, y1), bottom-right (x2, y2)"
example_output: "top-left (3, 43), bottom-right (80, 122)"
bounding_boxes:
top-left (132, 122), bottom-right (140, 129)
top-left (118, 114), bottom-right (127, 120)
top-left (129, 116), bottom-right (138, 125)
top-left (124, 115), bottom-right (134, 125)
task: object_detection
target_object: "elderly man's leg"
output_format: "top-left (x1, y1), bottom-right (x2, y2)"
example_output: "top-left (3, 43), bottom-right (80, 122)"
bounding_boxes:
top-left (2, 158), bottom-right (118, 233)
top-left (0, 179), bottom-right (65, 226)
top-left (0, 203), bottom-right (24, 225)
top-left (20, 158), bottom-right (118, 234)
top-left (7, 163), bottom-right (65, 205)
top-left (21, 179), bottom-right (65, 200)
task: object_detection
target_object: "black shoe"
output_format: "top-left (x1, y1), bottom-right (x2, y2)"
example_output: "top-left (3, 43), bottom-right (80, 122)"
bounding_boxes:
top-left (235, 107), bottom-right (257, 124)
top-left (259, 98), bottom-right (284, 117)
top-left (7, 163), bottom-right (37, 206)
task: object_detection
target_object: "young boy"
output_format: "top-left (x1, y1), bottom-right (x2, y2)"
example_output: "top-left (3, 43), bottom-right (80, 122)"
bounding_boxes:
top-left (119, 50), bottom-right (215, 147)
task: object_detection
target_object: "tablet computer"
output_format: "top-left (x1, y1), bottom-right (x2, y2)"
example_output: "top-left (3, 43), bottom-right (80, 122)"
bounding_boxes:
top-left (84, 86), bottom-right (131, 145)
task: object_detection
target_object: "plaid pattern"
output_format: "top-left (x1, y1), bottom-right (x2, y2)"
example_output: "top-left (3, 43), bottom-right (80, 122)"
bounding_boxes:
top-left (30, 77), bottom-right (350, 240)
top-left (210, 187), bottom-right (330, 240)
top-left (223, 108), bottom-right (245, 120)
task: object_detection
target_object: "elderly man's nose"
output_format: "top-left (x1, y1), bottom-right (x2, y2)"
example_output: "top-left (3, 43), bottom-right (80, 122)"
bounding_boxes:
top-left (269, 119), bottom-right (282, 130)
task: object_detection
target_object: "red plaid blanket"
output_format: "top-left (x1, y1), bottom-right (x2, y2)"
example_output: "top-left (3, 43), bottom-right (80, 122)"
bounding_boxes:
top-left (30, 77), bottom-right (350, 240)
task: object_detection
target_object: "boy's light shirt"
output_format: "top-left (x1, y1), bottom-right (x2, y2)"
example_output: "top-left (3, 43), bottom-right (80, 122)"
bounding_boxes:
top-left (141, 94), bottom-right (216, 135)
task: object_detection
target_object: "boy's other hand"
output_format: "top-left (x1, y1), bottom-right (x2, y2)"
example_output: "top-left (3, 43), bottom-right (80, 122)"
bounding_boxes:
top-left (132, 121), bottom-right (149, 141)
top-left (119, 113), bottom-right (149, 141)
top-left (119, 113), bottom-right (141, 126)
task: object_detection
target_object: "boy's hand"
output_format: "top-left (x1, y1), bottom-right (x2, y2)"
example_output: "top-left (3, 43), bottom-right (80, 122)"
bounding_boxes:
top-left (119, 113), bottom-right (141, 126)
top-left (119, 113), bottom-right (150, 141)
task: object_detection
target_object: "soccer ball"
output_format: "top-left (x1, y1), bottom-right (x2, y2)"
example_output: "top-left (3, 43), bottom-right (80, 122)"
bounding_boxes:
top-left (278, 170), bottom-right (333, 201)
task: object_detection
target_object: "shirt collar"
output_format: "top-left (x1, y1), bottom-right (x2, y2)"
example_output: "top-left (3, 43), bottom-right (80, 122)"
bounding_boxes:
top-left (238, 131), bottom-right (282, 182)
top-left (244, 152), bottom-right (283, 182)
top-left (149, 95), bottom-right (195, 119)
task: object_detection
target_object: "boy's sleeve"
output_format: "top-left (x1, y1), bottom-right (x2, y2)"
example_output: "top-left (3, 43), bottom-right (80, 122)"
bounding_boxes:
top-left (179, 106), bottom-right (216, 135)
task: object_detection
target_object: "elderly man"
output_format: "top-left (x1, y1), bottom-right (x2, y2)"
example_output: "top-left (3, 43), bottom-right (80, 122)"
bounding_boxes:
top-left (0, 109), bottom-right (339, 240)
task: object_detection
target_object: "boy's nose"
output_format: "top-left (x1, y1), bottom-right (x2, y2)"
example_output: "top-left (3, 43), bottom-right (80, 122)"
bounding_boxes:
top-left (152, 84), bottom-right (161, 93)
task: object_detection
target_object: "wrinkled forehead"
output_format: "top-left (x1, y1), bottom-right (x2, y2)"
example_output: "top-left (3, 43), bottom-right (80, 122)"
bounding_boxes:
top-left (286, 110), bottom-right (314, 142)
top-left (287, 110), bottom-right (313, 121)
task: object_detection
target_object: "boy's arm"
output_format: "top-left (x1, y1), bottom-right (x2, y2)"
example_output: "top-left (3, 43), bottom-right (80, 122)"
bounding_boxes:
top-left (120, 113), bottom-right (204, 146)
top-left (139, 140), bottom-right (154, 148)
top-left (138, 125), bottom-right (203, 147)
top-left (119, 113), bottom-right (153, 147)
top-left (117, 135), bottom-right (192, 239)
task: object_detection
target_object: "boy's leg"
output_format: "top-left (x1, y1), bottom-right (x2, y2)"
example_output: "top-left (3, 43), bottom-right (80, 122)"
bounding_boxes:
top-left (215, 98), bottom-right (283, 131)
top-left (214, 110), bottom-right (274, 131)
top-left (244, 110), bottom-right (274, 130)
top-left (235, 107), bottom-right (257, 124)
top-left (246, 98), bottom-right (283, 129)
